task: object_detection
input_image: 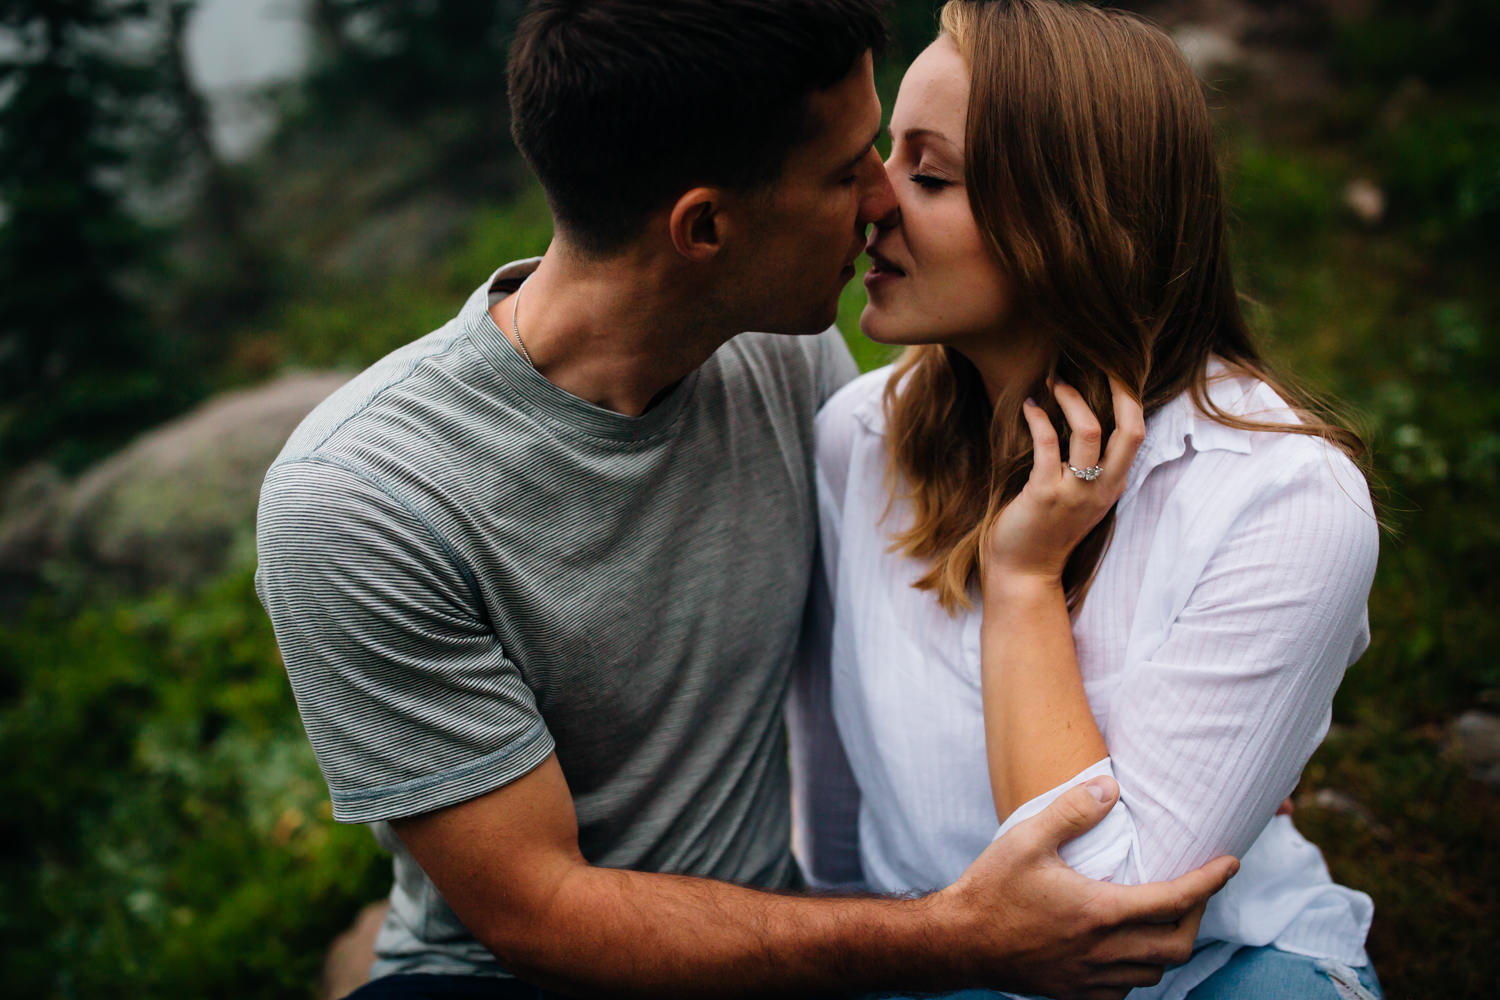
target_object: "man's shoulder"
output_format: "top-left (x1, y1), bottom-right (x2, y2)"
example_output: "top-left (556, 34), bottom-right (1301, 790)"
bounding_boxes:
top-left (718, 327), bottom-right (825, 372)
top-left (271, 322), bottom-right (476, 471)
top-left (272, 264), bottom-right (530, 473)
top-left (718, 327), bottom-right (859, 409)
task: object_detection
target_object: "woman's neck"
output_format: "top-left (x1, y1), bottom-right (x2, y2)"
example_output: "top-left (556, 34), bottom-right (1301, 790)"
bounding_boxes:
top-left (950, 331), bottom-right (1049, 411)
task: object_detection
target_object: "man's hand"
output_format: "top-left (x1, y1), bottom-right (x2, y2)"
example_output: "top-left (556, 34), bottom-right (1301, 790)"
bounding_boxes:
top-left (938, 777), bottom-right (1238, 1000)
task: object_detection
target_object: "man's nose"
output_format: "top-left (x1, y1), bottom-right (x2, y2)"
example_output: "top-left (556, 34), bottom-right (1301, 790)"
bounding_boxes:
top-left (858, 149), bottom-right (899, 228)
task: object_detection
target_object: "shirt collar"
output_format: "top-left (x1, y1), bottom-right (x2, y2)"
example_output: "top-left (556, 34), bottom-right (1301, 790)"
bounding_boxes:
top-left (1125, 359), bottom-right (1258, 500)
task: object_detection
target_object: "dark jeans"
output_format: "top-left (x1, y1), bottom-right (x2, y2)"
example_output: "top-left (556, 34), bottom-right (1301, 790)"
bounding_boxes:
top-left (344, 974), bottom-right (571, 1000)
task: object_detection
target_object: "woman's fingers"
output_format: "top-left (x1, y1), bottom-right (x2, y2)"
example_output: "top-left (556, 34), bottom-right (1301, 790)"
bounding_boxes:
top-left (1021, 397), bottom-right (1061, 485)
top-left (1022, 376), bottom-right (1143, 495)
top-left (1101, 375), bottom-right (1146, 492)
top-left (1053, 380), bottom-right (1103, 474)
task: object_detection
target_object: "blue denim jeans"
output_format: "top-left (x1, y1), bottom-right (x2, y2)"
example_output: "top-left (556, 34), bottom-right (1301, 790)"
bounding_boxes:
top-left (1190, 946), bottom-right (1383, 999)
top-left (344, 973), bottom-right (567, 999)
top-left (877, 944), bottom-right (1384, 1000)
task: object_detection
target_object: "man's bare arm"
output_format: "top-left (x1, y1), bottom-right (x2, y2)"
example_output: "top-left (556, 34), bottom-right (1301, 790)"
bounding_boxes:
top-left (393, 754), bottom-right (1238, 1000)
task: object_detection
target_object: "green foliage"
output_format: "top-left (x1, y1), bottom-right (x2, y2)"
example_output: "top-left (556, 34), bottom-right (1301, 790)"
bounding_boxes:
top-left (0, 566), bottom-right (386, 999)
top-left (1300, 722), bottom-right (1500, 997)
top-left (1332, 0), bottom-right (1500, 90)
top-left (1217, 128), bottom-right (1500, 994)
top-left (1370, 98), bottom-right (1500, 251)
top-left (253, 181), bottom-right (555, 375)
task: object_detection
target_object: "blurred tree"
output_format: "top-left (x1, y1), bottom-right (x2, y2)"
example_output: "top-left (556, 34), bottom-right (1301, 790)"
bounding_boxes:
top-left (148, 0), bottom-right (274, 349)
top-left (886, 0), bottom-right (944, 62)
top-left (301, 0), bottom-right (525, 187)
top-left (0, 0), bottom-right (195, 474)
top-left (306, 0), bottom-right (521, 115)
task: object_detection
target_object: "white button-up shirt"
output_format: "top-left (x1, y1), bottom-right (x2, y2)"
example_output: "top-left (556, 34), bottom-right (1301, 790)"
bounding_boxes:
top-left (789, 362), bottom-right (1377, 999)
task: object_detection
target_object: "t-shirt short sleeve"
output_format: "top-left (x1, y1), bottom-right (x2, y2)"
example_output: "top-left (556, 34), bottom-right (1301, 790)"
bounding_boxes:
top-left (816, 326), bottom-right (860, 405)
top-left (256, 458), bottom-right (555, 823)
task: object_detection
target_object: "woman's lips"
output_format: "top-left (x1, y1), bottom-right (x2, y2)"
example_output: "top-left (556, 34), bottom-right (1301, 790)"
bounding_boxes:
top-left (864, 259), bottom-right (905, 289)
top-left (864, 249), bottom-right (906, 287)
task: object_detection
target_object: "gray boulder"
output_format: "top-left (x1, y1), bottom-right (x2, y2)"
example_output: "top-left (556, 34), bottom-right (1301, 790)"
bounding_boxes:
top-left (1449, 711), bottom-right (1500, 790)
top-left (0, 370), bottom-right (349, 598)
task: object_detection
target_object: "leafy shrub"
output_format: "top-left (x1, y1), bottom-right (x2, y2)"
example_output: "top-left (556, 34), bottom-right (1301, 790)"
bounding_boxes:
top-left (0, 565), bottom-right (387, 999)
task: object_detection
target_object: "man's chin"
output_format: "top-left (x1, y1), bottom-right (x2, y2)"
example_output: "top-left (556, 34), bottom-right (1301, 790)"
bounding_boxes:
top-left (762, 304), bottom-right (842, 337)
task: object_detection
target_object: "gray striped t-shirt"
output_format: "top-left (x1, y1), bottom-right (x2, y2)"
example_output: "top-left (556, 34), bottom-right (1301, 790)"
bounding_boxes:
top-left (255, 259), bottom-right (857, 977)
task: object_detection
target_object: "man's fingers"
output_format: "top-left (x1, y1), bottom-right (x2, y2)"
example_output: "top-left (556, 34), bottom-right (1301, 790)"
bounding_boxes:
top-left (1018, 777), bottom-right (1119, 852)
top-left (1182, 854), bottom-right (1240, 899)
top-left (1176, 898), bottom-right (1210, 941)
top-left (1093, 962), bottom-right (1168, 990)
top-left (1096, 917), bottom-right (1198, 968)
top-left (1103, 855), bottom-right (1239, 925)
top-left (1076, 990), bottom-right (1131, 1000)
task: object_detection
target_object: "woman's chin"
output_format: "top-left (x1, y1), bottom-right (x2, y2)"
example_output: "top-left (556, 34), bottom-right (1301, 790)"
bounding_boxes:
top-left (859, 305), bottom-right (948, 348)
top-left (858, 305), bottom-right (912, 346)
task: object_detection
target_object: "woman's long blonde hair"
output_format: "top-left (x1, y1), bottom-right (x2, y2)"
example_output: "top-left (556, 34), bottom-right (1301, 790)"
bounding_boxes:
top-left (886, 0), bottom-right (1364, 614)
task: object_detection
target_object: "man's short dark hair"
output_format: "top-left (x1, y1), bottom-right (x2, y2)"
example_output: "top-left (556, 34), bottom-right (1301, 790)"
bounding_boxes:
top-left (508, 0), bottom-right (888, 256)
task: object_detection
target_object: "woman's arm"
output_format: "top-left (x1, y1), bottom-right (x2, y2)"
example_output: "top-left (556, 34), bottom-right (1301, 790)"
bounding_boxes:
top-left (1096, 446), bottom-right (1377, 880)
top-left (980, 380), bottom-right (1377, 884)
top-left (980, 379), bottom-right (1143, 821)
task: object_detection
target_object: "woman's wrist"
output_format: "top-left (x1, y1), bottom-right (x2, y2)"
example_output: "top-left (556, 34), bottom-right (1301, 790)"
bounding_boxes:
top-left (981, 564), bottom-right (1066, 608)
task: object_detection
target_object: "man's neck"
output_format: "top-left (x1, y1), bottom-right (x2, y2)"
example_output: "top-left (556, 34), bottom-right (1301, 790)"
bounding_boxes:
top-left (489, 245), bottom-right (737, 418)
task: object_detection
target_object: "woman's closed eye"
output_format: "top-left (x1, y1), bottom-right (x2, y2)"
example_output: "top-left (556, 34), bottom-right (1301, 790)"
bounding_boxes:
top-left (909, 172), bottom-right (952, 191)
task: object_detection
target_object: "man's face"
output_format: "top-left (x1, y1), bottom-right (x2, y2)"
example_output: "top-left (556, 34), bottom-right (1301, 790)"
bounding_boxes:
top-left (731, 51), bottom-right (896, 335)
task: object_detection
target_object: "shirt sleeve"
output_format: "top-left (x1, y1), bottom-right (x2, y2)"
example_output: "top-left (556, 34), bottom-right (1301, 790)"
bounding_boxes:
top-left (816, 326), bottom-right (861, 405)
top-left (993, 444), bottom-right (1378, 885)
top-left (255, 458), bottom-right (555, 823)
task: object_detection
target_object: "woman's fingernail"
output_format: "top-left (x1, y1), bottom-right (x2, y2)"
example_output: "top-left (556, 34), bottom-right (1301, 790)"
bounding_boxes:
top-left (1085, 778), bottom-right (1110, 802)
top-left (1024, 396), bottom-right (1037, 407)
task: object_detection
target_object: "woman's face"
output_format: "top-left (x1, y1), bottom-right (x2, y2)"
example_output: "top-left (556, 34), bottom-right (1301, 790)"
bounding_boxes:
top-left (861, 36), bottom-right (1015, 353)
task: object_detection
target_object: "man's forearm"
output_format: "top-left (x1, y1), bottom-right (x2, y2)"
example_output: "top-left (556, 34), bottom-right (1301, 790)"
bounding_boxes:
top-left (486, 863), bottom-right (968, 998)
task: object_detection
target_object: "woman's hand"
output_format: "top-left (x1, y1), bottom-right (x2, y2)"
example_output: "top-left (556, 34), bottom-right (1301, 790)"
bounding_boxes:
top-left (984, 377), bottom-right (1146, 588)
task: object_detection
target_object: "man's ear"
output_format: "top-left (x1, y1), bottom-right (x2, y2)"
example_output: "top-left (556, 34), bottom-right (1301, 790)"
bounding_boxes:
top-left (667, 187), bottom-right (727, 262)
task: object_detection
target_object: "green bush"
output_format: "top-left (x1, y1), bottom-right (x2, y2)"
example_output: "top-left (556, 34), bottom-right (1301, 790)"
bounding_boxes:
top-left (0, 566), bottom-right (387, 999)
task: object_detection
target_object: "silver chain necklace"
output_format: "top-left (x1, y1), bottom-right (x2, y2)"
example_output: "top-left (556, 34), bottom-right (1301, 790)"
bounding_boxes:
top-left (510, 278), bottom-right (537, 368)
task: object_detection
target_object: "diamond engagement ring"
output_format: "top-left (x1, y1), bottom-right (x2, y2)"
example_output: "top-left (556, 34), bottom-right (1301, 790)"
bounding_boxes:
top-left (1068, 464), bottom-right (1103, 481)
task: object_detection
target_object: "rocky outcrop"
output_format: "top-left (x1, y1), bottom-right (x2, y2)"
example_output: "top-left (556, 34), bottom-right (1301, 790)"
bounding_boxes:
top-left (320, 901), bottom-right (388, 1000)
top-left (0, 370), bottom-right (349, 601)
top-left (1449, 711), bottom-right (1500, 791)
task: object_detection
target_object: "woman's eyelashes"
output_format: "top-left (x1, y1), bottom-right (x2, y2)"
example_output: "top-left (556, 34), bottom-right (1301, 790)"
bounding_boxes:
top-left (909, 172), bottom-right (952, 191)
